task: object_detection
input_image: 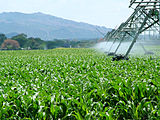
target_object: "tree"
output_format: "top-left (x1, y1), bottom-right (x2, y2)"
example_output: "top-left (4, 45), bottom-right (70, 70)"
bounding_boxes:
top-left (1, 39), bottom-right (20, 50)
top-left (27, 37), bottom-right (45, 49)
top-left (0, 34), bottom-right (7, 45)
top-left (11, 33), bottom-right (28, 48)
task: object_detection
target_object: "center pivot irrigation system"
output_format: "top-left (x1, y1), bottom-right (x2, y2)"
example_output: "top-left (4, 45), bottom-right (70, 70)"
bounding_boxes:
top-left (104, 0), bottom-right (160, 60)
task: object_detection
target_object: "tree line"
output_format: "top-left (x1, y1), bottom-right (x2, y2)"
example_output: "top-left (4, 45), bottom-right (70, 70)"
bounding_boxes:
top-left (0, 33), bottom-right (98, 50)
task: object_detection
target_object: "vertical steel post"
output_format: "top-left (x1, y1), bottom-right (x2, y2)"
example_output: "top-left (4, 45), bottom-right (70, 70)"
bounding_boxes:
top-left (125, 14), bottom-right (149, 57)
top-left (114, 33), bottom-right (126, 54)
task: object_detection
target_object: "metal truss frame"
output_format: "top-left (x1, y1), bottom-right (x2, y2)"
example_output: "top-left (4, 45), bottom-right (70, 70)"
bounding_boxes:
top-left (104, 0), bottom-right (160, 60)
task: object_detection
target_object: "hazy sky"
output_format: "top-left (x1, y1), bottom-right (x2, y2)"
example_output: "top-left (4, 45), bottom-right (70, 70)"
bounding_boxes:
top-left (0, 0), bottom-right (133, 28)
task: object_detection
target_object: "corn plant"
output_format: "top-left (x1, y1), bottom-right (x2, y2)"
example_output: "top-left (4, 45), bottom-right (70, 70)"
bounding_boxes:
top-left (0, 48), bottom-right (159, 119)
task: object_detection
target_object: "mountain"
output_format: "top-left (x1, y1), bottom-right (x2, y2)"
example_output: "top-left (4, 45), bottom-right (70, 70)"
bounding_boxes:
top-left (0, 12), bottom-right (111, 40)
top-left (5, 32), bottom-right (19, 38)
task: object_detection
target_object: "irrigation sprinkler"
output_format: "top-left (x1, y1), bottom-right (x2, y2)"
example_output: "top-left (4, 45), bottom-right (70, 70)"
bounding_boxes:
top-left (104, 26), bottom-right (118, 53)
top-left (105, 23), bottom-right (125, 55)
top-left (95, 28), bottom-right (106, 37)
top-left (104, 0), bottom-right (160, 61)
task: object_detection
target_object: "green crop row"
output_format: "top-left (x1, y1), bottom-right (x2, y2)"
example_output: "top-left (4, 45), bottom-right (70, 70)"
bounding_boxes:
top-left (0, 48), bottom-right (159, 119)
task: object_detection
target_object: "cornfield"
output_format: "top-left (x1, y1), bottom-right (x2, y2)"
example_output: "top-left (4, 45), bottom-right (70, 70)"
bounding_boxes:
top-left (0, 49), bottom-right (159, 119)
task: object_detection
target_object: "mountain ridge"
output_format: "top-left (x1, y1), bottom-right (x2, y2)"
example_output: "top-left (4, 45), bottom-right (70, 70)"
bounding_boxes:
top-left (0, 12), bottom-right (111, 40)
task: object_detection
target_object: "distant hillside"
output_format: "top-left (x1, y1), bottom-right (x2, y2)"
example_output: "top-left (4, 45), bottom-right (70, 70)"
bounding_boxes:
top-left (0, 12), bottom-right (111, 40)
top-left (5, 32), bottom-right (19, 38)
